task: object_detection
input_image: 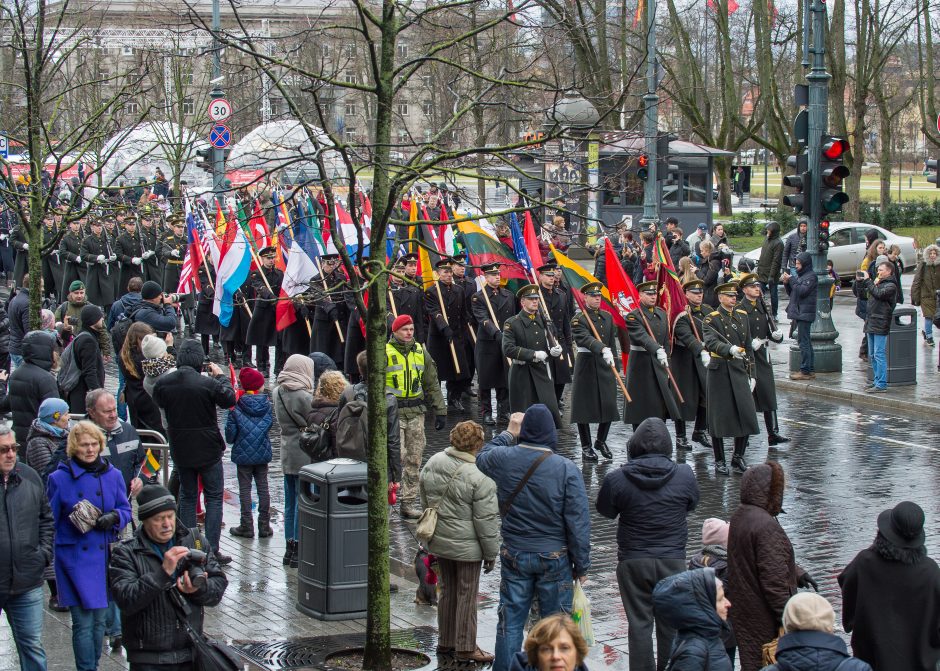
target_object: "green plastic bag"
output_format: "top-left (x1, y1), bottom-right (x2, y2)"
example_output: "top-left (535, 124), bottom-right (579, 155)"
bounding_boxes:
top-left (570, 580), bottom-right (595, 646)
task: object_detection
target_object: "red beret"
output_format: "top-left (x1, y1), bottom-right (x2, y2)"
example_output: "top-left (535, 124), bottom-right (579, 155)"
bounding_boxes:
top-left (239, 367), bottom-right (265, 391)
top-left (391, 314), bottom-right (414, 332)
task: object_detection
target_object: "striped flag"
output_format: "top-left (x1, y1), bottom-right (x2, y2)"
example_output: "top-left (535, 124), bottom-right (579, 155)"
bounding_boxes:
top-left (138, 449), bottom-right (162, 480)
top-left (177, 213), bottom-right (203, 293)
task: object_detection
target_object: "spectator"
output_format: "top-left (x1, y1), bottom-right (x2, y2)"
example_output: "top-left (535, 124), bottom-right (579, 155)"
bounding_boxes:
top-left (152, 339), bottom-right (236, 565)
top-left (308, 351), bottom-right (338, 388)
top-left (596, 417), bottom-right (700, 671)
top-left (677, 257), bottom-right (696, 285)
top-left (303, 369), bottom-right (346, 464)
top-left (710, 223), bottom-right (727, 249)
top-left (225, 367), bottom-right (273, 540)
top-left (0, 425), bottom-right (54, 671)
top-left (763, 592), bottom-right (872, 671)
top-left (686, 223), bottom-right (709, 262)
top-left (886, 244), bottom-right (904, 303)
top-left (855, 241), bottom-right (887, 362)
top-left (911, 244), bottom-right (940, 347)
top-left (273, 354), bottom-right (319, 568)
top-left (140, 333), bottom-right (175, 401)
top-left (826, 260), bottom-right (840, 310)
top-left (63, 304), bottom-right (107, 414)
top-left (652, 568), bottom-right (733, 671)
top-left (756, 222), bottom-right (784, 318)
top-left (109, 484), bottom-right (228, 671)
top-left (107, 276), bottom-right (143, 329)
top-left (858, 258), bottom-right (898, 393)
top-left (476, 405), bottom-right (591, 671)
top-left (783, 253), bottom-right (818, 381)
top-left (727, 461), bottom-right (817, 671)
top-left (129, 281), bottom-right (179, 335)
top-left (8, 273), bottom-right (32, 369)
top-left (25, 397), bottom-right (71, 483)
top-left (0, 330), bottom-right (58, 444)
top-left (665, 218), bottom-right (691, 267)
top-left (0, 300), bottom-right (9, 373)
top-left (54, 281), bottom-right (109, 356)
top-left (86, 389), bottom-right (145, 502)
top-left (838, 501), bottom-right (939, 671)
top-left (509, 613), bottom-right (590, 671)
top-left (118, 321), bottom-right (163, 432)
top-left (419, 420), bottom-right (499, 664)
top-left (783, 220), bottom-right (808, 274)
top-left (688, 519), bottom-right (735, 663)
top-left (47, 421), bottom-right (132, 671)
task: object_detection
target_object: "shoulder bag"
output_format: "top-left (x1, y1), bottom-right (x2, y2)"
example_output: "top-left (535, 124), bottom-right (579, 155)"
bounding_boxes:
top-left (499, 450), bottom-right (551, 518)
top-left (415, 461), bottom-right (469, 544)
top-left (168, 588), bottom-right (241, 671)
top-left (276, 387), bottom-right (334, 462)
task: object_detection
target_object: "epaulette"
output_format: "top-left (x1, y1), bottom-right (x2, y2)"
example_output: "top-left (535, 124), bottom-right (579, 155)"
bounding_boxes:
top-left (735, 309), bottom-right (747, 314)
top-left (708, 311), bottom-right (720, 316)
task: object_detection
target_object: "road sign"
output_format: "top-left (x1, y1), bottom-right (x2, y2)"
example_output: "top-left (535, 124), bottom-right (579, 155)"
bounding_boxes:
top-left (209, 125), bottom-right (232, 149)
top-left (0, 134), bottom-right (7, 160)
top-left (208, 99), bottom-right (232, 123)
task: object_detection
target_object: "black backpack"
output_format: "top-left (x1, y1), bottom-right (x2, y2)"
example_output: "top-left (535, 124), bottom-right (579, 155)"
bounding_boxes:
top-left (334, 389), bottom-right (369, 462)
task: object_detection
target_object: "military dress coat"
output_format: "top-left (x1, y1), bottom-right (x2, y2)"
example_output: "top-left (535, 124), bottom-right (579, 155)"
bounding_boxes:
top-left (41, 223), bottom-right (64, 301)
top-left (11, 225), bottom-right (28, 287)
top-left (79, 233), bottom-right (119, 308)
top-left (455, 276), bottom-right (478, 381)
top-left (501, 311), bottom-right (562, 427)
top-left (570, 307), bottom-right (620, 424)
top-left (672, 305), bottom-right (708, 421)
top-left (388, 282), bottom-right (426, 342)
top-left (424, 280), bottom-right (471, 383)
top-left (115, 231), bottom-right (144, 296)
top-left (741, 297), bottom-right (782, 412)
top-left (138, 225), bottom-right (163, 284)
top-left (245, 266), bottom-right (283, 348)
top-left (159, 232), bottom-right (186, 293)
top-left (542, 285), bottom-right (574, 385)
top-left (311, 269), bottom-right (350, 366)
top-left (58, 231), bottom-right (84, 302)
top-left (702, 307), bottom-right (760, 438)
top-left (470, 285), bottom-right (516, 390)
top-left (622, 305), bottom-right (681, 424)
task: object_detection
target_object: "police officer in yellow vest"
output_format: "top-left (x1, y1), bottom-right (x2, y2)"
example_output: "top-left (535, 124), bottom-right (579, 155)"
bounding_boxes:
top-left (386, 314), bottom-right (447, 519)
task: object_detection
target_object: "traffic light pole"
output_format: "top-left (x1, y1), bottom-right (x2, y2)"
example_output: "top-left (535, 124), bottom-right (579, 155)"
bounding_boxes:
top-left (639, 0), bottom-right (659, 229)
top-left (210, 0), bottom-right (226, 205)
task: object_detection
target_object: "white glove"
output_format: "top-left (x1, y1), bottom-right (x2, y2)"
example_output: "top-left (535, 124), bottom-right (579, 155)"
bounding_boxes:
top-left (21, 242), bottom-right (27, 250)
top-left (534, 350), bottom-right (548, 362)
top-left (602, 347), bottom-right (614, 366)
top-left (731, 346), bottom-right (746, 360)
top-left (549, 345), bottom-right (562, 357)
top-left (749, 377), bottom-right (757, 392)
top-left (142, 250), bottom-right (155, 259)
top-left (170, 249), bottom-right (181, 258)
top-left (109, 254), bottom-right (117, 262)
top-left (656, 348), bottom-right (669, 367)
top-left (96, 254), bottom-right (106, 264)
top-left (132, 257), bottom-right (142, 265)
top-left (700, 351), bottom-right (711, 367)
top-left (751, 337), bottom-right (765, 351)
top-left (771, 330), bottom-right (783, 341)
top-left (0, 234), bottom-right (7, 241)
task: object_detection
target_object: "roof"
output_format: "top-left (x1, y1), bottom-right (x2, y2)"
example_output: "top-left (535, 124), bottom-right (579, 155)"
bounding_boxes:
top-left (598, 132), bottom-right (735, 157)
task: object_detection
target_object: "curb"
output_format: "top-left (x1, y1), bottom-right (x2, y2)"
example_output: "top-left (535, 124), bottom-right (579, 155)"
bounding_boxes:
top-left (775, 377), bottom-right (940, 419)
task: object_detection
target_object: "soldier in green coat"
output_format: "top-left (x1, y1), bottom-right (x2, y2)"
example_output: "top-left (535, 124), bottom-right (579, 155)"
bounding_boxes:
top-left (570, 282), bottom-right (619, 462)
top-left (672, 279), bottom-right (711, 451)
top-left (502, 284), bottom-right (563, 428)
top-left (702, 281), bottom-right (760, 475)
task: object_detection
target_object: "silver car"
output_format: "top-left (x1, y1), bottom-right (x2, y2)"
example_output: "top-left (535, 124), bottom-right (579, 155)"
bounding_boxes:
top-left (743, 222), bottom-right (918, 278)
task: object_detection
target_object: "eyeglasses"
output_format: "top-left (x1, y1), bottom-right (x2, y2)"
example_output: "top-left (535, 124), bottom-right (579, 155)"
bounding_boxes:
top-left (0, 444), bottom-right (19, 455)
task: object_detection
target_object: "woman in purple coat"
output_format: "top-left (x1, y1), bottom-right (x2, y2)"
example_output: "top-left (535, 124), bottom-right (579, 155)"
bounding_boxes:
top-left (47, 420), bottom-right (131, 671)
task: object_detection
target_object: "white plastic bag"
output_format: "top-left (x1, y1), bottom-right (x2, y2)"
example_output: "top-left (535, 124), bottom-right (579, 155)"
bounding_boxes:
top-left (571, 580), bottom-right (595, 646)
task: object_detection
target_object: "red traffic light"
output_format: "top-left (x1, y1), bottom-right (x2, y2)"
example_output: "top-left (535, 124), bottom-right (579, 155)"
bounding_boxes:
top-left (820, 220), bottom-right (829, 230)
top-left (638, 154), bottom-right (649, 167)
top-left (822, 138), bottom-right (850, 160)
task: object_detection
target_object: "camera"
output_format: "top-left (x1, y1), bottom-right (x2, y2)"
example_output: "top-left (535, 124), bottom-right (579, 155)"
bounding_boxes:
top-left (201, 357), bottom-right (212, 373)
top-left (67, 316), bottom-right (79, 326)
top-left (163, 292), bottom-right (181, 304)
top-left (855, 271), bottom-right (865, 280)
top-left (175, 549), bottom-right (208, 589)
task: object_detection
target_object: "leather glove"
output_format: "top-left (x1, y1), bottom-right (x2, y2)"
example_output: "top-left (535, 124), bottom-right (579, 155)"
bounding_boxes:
top-left (656, 348), bottom-right (669, 367)
top-left (170, 249), bottom-right (181, 258)
top-left (441, 325), bottom-right (454, 342)
top-left (533, 350), bottom-right (548, 362)
top-left (751, 337), bottom-right (765, 351)
top-left (601, 347), bottom-right (614, 367)
top-left (771, 330), bottom-right (783, 341)
top-left (483, 559), bottom-right (495, 574)
top-left (798, 571), bottom-right (819, 592)
top-left (94, 510), bottom-right (120, 531)
top-left (549, 344), bottom-right (563, 357)
top-left (434, 415), bottom-right (446, 431)
top-left (96, 254), bottom-right (106, 264)
top-left (132, 257), bottom-right (142, 265)
top-left (731, 346), bottom-right (746, 359)
top-left (700, 351), bottom-right (711, 367)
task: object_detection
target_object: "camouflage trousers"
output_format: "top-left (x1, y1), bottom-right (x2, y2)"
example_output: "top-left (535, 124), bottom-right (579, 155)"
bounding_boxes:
top-left (399, 414), bottom-right (427, 504)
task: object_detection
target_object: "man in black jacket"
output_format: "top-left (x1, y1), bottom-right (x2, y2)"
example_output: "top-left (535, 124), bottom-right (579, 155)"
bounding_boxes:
top-left (860, 258), bottom-right (899, 393)
top-left (67, 304), bottom-right (107, 414)
top-left (110, 485), bottom-right (228, 671)
top-left (153, 340), bottom-right (236, 564)
top-left (7, 273), bottom-right (32, 369)
top-left (0, 426), bottom-right (54, 670)
top-left (0, 330), bottom-right (58, 443)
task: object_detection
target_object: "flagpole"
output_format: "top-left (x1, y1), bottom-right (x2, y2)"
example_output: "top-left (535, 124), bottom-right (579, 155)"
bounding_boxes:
top-left (635, 307), bottom-right (685, 404)
top-left (303, 187), bottom-right (345, 343)
top-left (478, 284), bottom-right (512, 367)
top-left (432, 271), bottom-right (461, 374)
top-left (388, 288), bottom-right (399, 319)
top-left (572, 292), bottom-right (632, 403)
top-left (282, 220), bottom-right (313, 338)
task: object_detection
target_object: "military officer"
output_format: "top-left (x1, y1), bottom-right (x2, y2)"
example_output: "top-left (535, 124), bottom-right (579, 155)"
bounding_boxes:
top-left (310, 253), bottom-right (349, 368)
top-left (424, 258), bottom-right (472, 410)
top-left (470, 263), bottom-right (516, 425)
top-left (40, 214), bottom-right (63, 303)
top-left (536, 263), bottom-right (573, 405)
top-left (570, 281), bottom-right (619, 462)
top-left (502, 284), bottom-right (563, 427)
top-left (10, 220), bottom-right (29, 288)
top-left (703, 281), bottom-right (760, 475)
top-left (115, 217), bottom-right (144, 297)
top-left (79, 218), bottom-right (118, 313)
top-left (58, 216), bottom-right (85, 303)
top-left (452, 256), bottom-right (478, 385)
top-left (622, 281), bottom-right (681, 431)
top-left (672, 279), bottom-right (711, 450)
top-left (388, 255), bottom-right (425, 342)
top-left (739, 273), bottom-right (789, 445)
top-left (159, 215), bottom-right (187, 293)
top-left (220, 280), bottom-right (254, 367)
top-left (245, 246), bottom-right (284, 376)
top-left (137, 211), bottom-right (162, 283)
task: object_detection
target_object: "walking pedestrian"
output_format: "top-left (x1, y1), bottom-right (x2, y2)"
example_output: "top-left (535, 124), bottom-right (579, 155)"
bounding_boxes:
top-left (910, 244), bottom-right (939, 347)
top-left (783, 253), bottom-right (818, 381)
top-left (756, 222), bottom-right (784, 318)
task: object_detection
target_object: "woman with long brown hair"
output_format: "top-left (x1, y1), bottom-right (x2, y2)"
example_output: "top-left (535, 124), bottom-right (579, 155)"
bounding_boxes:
top-left (118, 321), bottom-right (164, 431)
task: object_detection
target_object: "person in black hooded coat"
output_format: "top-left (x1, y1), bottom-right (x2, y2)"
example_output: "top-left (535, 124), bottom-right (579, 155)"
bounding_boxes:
top-left (0, 330), bottom-right (58, 443)
top-left (596, 418), bottom-right (700, 671)
top-left (66, 304), bottom-right (107, 413)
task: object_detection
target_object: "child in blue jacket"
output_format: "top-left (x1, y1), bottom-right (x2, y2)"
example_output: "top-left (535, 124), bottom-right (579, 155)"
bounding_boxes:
top-left (225, 367), bottom-right (273, 538)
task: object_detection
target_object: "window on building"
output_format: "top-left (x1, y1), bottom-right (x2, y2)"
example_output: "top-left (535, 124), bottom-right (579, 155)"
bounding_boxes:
top-left (344, 71), bottom-right (357, 84)
top-left (99, 67), bottom-right (111, 81)
top-left (122, 46), bottom-right (134, 56)
top-left (423, 129), bottom-right (433, 143)
top-left (344, 127), bottom-right (357, 143)
top-left (398, 129), bottom-right (409, 143)
top-left (125, 101), bottom-right (140, 116)
top-left (182, 97), bottom-right (194, 115)
top-left (422, 74), bottom-right (432, 88)
top-left (684, 172), bottom-right (708, 204)
top-left (343, 44), bottom-right (357, 58)
top-left (422, 100), bottom-right (433, 116)
top-left (345, 102), bottom-right (357, 117)
top-left (397, 102), bottom-right (409, 117)
top-left (397, 43), bottom-right (408, 59)
top-left (183, 71), bottom-right (194, 86)
top-left (321, 44), bottom-right (331, 57)
top-left (269, 98), bottom-right (281, 116)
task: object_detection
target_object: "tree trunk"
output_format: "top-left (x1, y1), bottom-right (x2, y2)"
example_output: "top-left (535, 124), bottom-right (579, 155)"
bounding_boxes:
top-left (715, 156), bottom-right (732, 216)
top-left (877, 97), bottom-right (893, 208)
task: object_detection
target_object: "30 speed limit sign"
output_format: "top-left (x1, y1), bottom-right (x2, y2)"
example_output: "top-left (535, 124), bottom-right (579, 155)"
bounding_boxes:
top-left (208, 99), bottom-right (232, 123)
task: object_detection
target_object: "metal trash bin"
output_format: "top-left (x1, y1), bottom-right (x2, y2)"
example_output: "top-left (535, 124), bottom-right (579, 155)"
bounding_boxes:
top-left (866, 306), bottom-right (917, 386)
top-left (297, 458), bottom-right (368, 620)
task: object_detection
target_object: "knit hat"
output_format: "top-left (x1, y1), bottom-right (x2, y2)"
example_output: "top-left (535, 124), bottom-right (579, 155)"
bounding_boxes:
top-left (701, 518), bottom-right (730, 546)
top-left (69, 280), bottom-right (85, 292)
top-left (874, 254), bottom-right (891, 269)
top-left (877, 501), bottom-right (926, 549)
top-left (38, 397), bottom-right (69, 423)
top-left (391, 314), bottom-right (414, 332)
top-left (239, 367), bottom-right (265, 392)
top-left (141, 281), bottom-right (163, 300)
top-left (782, 593), bottom-right (835, 634)
top-left (136, 485), bottom-right (177, 521)
top-left (80, 304), bottom-right (103, 328)
top-left (140, 333), bottom-right (168, 359)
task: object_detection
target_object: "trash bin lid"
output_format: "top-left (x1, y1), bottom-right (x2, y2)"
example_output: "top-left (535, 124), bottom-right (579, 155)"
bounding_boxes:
top-left (299, 458), bottom-right (368, 485)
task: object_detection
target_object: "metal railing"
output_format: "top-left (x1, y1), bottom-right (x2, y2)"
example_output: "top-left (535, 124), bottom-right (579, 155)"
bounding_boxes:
top-left (70, 415), bottom-right (172, 487)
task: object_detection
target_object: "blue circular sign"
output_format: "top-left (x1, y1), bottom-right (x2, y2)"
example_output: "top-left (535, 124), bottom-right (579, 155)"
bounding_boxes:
top-left (209, 124), bottom-right (232, 149)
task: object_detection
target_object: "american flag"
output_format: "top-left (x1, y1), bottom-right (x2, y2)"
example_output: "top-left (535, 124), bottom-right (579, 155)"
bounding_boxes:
top-left (177, 211), bottom-right (215, 294)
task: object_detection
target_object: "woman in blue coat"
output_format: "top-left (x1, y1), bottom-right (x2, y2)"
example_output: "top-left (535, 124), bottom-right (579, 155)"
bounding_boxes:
top-left (47, 420), bottom-right (131, 671)
top-left (653, 568), bottom-right (733, 671)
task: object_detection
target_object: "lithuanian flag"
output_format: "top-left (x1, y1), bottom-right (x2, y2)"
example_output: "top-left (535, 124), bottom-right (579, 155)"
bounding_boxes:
top-left (550, 245), bottom-right (627, 329)
top-left (456, 219), bottom-right (528, 293)
top-left (138, 449), bottom-right (162, 480)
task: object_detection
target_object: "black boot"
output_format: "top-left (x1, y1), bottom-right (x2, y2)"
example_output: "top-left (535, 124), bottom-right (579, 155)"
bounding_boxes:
top-left (675, 420), bottom-right (691, 450)
top-left (712, 437), bottom-right (729, 475)
top-left (581, 445), bottom-right (599, 462)
top-left (481, 404), bottom-right (495, 426)
top-left (258, 518), bottom-right (274, 538)
top-left (283, 539), bottom-right (297, 566)
top-left (594, 440), bottom-right (612, 460)
top-left (731, 437), bottom-right (749, 473)
top-left (691, 430), bottom-right (711, 448)
top-left (765, 412), bottom-right (790, 445)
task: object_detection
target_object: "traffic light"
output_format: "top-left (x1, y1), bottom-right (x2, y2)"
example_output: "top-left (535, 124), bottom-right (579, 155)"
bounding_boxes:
top-left (195, 148), bottom-right (212, 173)
top-left (927, 159), bottom-right (939, 188)
top-left (637, 154), bottom-right (649, 181)
top-left (818, 135), bottom-right (850, 214)
top-left (782, 152), bottom-right (808, 213)
top-left (818, 219), bottom-right (830, 252)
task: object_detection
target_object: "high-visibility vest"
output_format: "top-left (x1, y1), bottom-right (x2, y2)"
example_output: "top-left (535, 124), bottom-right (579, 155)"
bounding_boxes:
top-left (385, 342), bottom-right (425, 400)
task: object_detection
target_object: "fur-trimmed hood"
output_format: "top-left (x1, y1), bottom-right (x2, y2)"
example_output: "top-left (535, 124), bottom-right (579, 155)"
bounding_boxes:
top-left (740, 461), bottom-right (785, 516)
top-left (923, 245), bottom-right (940, 267)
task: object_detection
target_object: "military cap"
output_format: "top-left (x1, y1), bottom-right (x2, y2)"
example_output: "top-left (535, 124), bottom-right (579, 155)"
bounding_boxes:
top-left (636, 280), bottom-right (658, 294)
top-left (401, 253), bottom-right (418, 262)
top-left (738, 272), bottom-right (761, 287)
top-left (259, 245), bottom-right (277, 257)
top-left (450, 255), bottom-right (466, 266)
top-left (682, 279), bottom-right (705, 292)
top-left (516, 284), bottom-right (540, 300)
top-left (481, 263), bottom-right (501, 274)
top-left (167, 214), bottom-right (185, 226)
top-left (434, 258), bottom-right (453, 269)
top-left (321, 253), bottom-right (340, 262)
top-left (582, 281), bottom-right (603, 296)
top-left (536, 262), bottom-right (558, 274)
top-left (716, 281), bottom-right (739, 295)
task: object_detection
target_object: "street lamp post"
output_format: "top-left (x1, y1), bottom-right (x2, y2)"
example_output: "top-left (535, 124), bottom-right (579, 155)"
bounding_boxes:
top-left (639, 0), bottom-right (660, 229)
top-left (210, 0), bottom-right (227, 202)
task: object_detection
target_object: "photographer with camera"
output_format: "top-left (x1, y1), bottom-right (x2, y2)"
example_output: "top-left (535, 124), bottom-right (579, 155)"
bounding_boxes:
top-left (127, 281), bottom-right (180, 335)
top-left (110, 484), bottom-right (228, 671)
